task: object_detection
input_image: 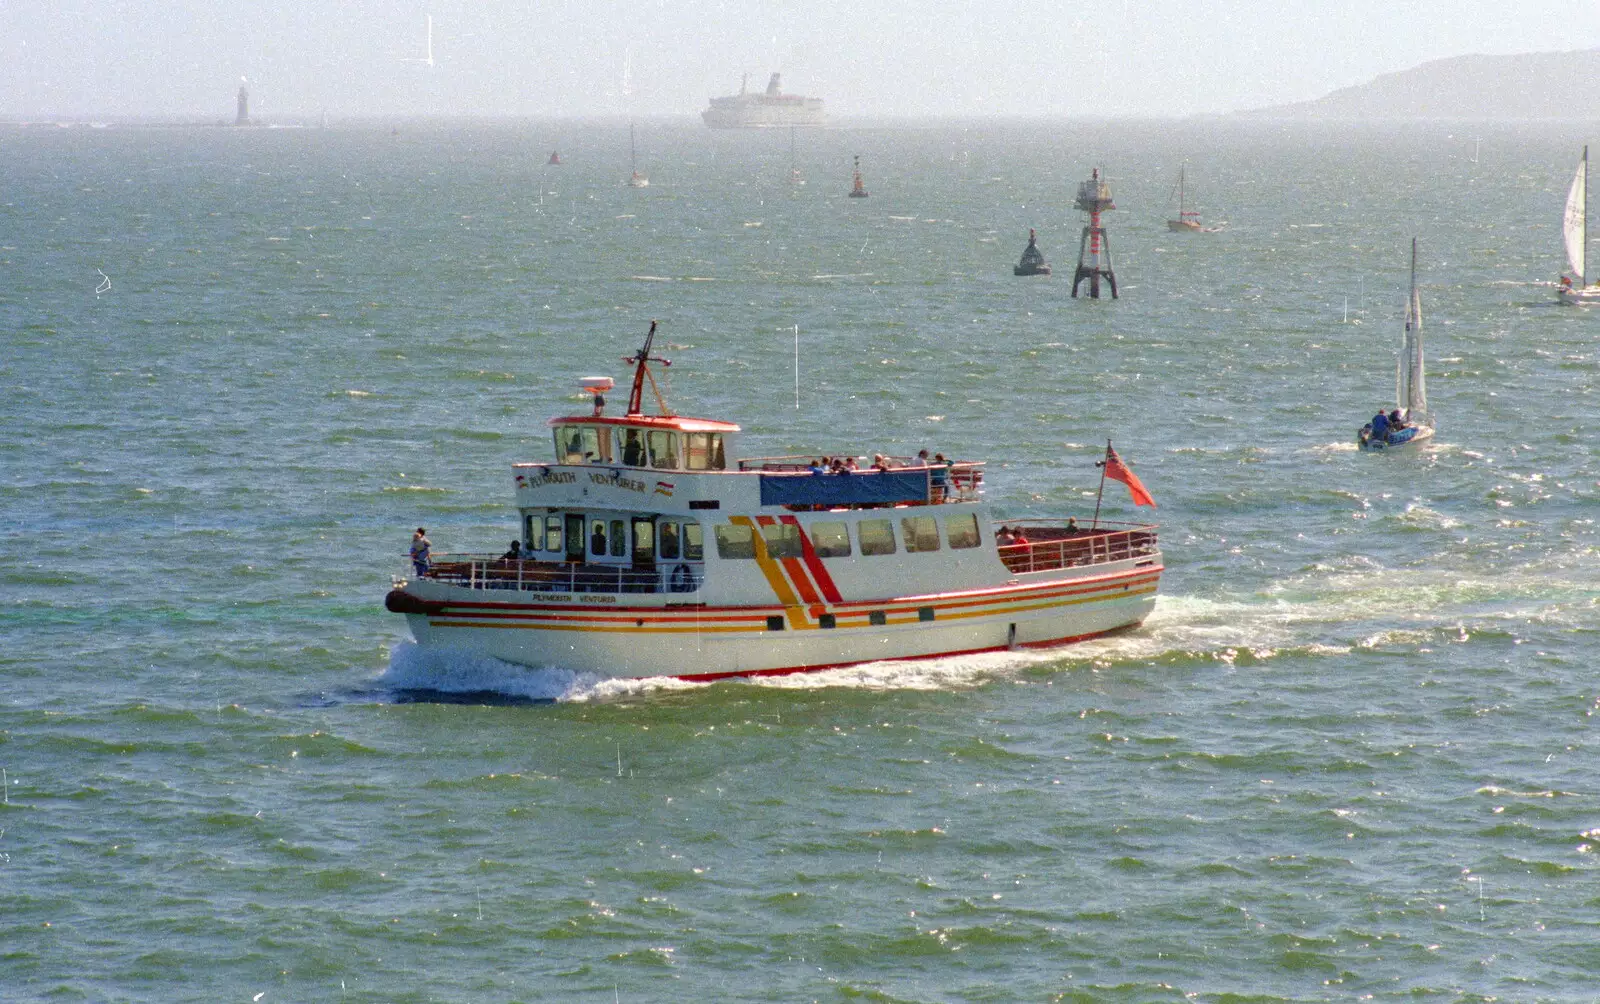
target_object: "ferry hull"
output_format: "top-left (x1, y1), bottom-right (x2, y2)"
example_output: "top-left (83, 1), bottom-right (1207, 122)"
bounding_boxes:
top-left (396, 562), bottom-right (1160, 680)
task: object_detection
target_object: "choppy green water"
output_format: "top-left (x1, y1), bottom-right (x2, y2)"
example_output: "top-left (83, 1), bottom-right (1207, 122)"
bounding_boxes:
top-left (2, 118), bottom-right (1598, 1001)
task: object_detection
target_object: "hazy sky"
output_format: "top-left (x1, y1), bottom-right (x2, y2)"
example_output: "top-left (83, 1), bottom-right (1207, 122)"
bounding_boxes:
top-left (3, 1), bottom-right (1597, 119)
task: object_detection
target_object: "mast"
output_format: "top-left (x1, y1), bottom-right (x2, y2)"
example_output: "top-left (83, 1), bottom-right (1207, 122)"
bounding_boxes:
top-left (624, 321), bottom-right (673, 416)
top-left (1585, 145), bottom-right (1590, 288)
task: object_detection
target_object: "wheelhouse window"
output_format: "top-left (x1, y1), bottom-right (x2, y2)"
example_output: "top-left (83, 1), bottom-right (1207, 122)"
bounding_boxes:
top-left (715, 523), bottom-right (755, 559)
top-left (901, 515), bottom-right (940, 553)
top-left (685, 433), bottom-right (728, 471)
top-left (811, 521), bottom-right (851, 558)
top-left (648, 430), bottom-right (680, 469)
top-left (761, 522), bottom-right (802, 559)
top-left (946, 513), bottom-right (981, 549)
top-left (618, 428), bottom-right (647, 467)
top-left (858, 518), bottom-right (896, 556)
top-left (683, 523), bottom-right (704, 560)
top-left (555, 426), bottom-right (609, 464)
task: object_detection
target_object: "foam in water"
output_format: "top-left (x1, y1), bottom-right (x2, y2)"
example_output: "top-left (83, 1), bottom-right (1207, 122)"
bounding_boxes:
top-left (381, 639), bottom-right (1058, 701)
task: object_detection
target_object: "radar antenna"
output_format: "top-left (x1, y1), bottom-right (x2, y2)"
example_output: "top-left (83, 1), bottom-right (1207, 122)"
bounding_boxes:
top-left (624, 320), bottom-right (673, 416)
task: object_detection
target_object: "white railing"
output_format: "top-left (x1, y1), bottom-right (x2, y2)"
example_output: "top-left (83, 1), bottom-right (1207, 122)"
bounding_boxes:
top-left (408, 554), bottom-right (703, 595)
top-left (994, 521), bottom-right (1159, 574)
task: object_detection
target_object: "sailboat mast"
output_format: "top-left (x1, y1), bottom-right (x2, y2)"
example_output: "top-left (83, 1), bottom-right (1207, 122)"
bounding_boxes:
top-left (1584, 145), bottom-right (1590, 288)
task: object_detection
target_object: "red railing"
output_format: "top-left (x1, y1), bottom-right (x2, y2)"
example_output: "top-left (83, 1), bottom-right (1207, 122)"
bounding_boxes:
top-left (994, 521), bottom-right (1159, 574)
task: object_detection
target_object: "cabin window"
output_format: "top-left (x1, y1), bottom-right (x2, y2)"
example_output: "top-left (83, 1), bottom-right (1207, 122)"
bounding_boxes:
top-left (610, 520), bottom-right (627, 557)
top-left (811, 521), bottom-right (851, 558)
top-left (659, 522), bottom-right (681, 560)
top-left (618, 428), bottom-right (647, 467)
top-left (685, 433), bottom-right (711, 470)
top-left (761, 522), bottom-right (802, 559)
top-left (858, 518), bottom-right (896, 556)
top-left (524, 514), bottom-right (539, 550)
top-left (544, 515), bottom-right (563, 552)
top-left (715, 523), bottom-right (755, 559)
top-left (684, 433), bottom-right (727, 470)
top-left (901, 515), bottom-right (940, 553)
top-left (683, 523), bottom-right (704, 560)
top-left (946, 513), bottom-right (981, 550)
top-left (632, 519), bottom-right (655, 562)
top-left (648, 430), bottom-right (680, 469)
top-left (555, 426), bottom-right (585, 464)
top-left (564, 513), bottom-right (585, 562)
top-left (589, 520), bottom-right (608, 556)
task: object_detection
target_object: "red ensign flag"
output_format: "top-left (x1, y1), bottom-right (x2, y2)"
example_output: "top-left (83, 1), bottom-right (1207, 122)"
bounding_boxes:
top-left (1103, 445), bottom-right (1156, 507)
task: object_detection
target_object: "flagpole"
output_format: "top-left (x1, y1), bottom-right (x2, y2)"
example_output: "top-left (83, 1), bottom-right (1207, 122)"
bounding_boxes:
top-left (1091, 439), bottom-right (1110, 529)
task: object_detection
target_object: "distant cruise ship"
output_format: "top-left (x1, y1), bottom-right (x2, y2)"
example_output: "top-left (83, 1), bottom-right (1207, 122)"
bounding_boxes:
top-left (702, 73), bottom-right (826, 129)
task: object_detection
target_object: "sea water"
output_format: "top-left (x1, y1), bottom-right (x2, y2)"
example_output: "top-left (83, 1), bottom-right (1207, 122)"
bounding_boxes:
top-left (2, 119), bottom-right (1597, 1001)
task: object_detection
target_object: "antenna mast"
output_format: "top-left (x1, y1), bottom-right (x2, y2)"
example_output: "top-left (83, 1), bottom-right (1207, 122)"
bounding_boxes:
top-left (624, 321), bottom-right (673, 416)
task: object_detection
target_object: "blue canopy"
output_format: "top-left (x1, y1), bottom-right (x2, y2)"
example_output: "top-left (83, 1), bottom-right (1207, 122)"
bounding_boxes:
top-left (759, 470), bottom-right (930, 507)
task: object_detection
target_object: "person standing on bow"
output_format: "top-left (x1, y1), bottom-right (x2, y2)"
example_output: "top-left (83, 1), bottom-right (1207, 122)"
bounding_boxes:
top-left (410, 527), bottom-right (432, 577)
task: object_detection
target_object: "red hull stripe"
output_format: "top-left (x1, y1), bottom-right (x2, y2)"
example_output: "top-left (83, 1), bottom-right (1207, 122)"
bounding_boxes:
top-left (667, 622), bottom-right (1146, 681)
top-left (426, 581), bottom-right (1158, 632)
top-left (421, 568), bottom-right (1162, 629)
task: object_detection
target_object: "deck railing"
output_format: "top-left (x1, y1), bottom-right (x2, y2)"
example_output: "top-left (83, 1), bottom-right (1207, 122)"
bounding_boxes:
top-left (994, 521), bottom-right (1160, 575)
top-left (408, 555), bottom-right (704, 595)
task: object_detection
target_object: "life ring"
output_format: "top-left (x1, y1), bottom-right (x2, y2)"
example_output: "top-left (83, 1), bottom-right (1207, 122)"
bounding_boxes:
top-left (670, 563), bottom-right (693, 592)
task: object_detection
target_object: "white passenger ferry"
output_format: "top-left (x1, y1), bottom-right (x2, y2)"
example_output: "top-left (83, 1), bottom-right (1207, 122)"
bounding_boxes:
top-left (386, 324), bottom-right (1162, 681)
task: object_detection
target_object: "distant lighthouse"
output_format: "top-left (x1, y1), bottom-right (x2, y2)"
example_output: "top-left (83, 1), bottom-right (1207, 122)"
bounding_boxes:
top-left (235, 78), bottom-right (250, 126)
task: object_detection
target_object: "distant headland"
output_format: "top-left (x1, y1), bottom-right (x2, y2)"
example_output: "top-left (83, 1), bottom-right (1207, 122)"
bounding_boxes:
top-left (1241, 48), bottom-right (1600, 121)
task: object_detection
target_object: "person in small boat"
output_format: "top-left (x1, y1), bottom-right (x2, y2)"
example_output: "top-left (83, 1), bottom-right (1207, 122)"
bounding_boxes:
top-left (410, 528), bottom-right (432, 576)
top-left (1389, 409), bottom-right (1407, 431)
top-left (1370, 409), bottom-right (1391, 442)
top-left (1561, 275), bottom-right (1573, 291)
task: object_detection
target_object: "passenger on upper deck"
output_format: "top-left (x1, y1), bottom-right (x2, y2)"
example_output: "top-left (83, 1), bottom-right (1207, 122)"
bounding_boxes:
top-left (916, 449), bottom-right (930, 466)
top-left (501, 540), bottom-right (522, 561)
top-left (808, 459), bottom-right (826, 475)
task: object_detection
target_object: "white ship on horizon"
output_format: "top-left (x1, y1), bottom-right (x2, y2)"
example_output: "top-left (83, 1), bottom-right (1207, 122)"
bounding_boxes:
top-left (702, 73), bottom-right (825, 129)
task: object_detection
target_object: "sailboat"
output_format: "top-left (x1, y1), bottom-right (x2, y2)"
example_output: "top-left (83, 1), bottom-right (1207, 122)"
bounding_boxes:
top-left (626, 122), bottom-right (648, 188)
top-left (1358, 238), bottom-right (1436, 451)
top-left (1167, 166), bottom-right (1203, 232)
top-left (1558, 145), bottom-right (1599, 304)
top-left (848, 155), bottom-right (869, 198)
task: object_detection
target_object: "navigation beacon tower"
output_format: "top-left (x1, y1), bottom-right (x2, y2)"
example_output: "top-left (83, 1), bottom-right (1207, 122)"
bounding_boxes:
top-left (1071, 168), bottom-right (1117, 299)
top-left (235, 78), bottom-right (250, 126)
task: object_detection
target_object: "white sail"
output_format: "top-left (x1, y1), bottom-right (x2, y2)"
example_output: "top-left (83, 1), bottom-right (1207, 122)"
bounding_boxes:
top-left (1398, 238), bottom-right (1427, 420)
top-left (1564, 152), bottom-right (1586, 282)
top-left (1404, 283), bottom-right (1426, 417)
